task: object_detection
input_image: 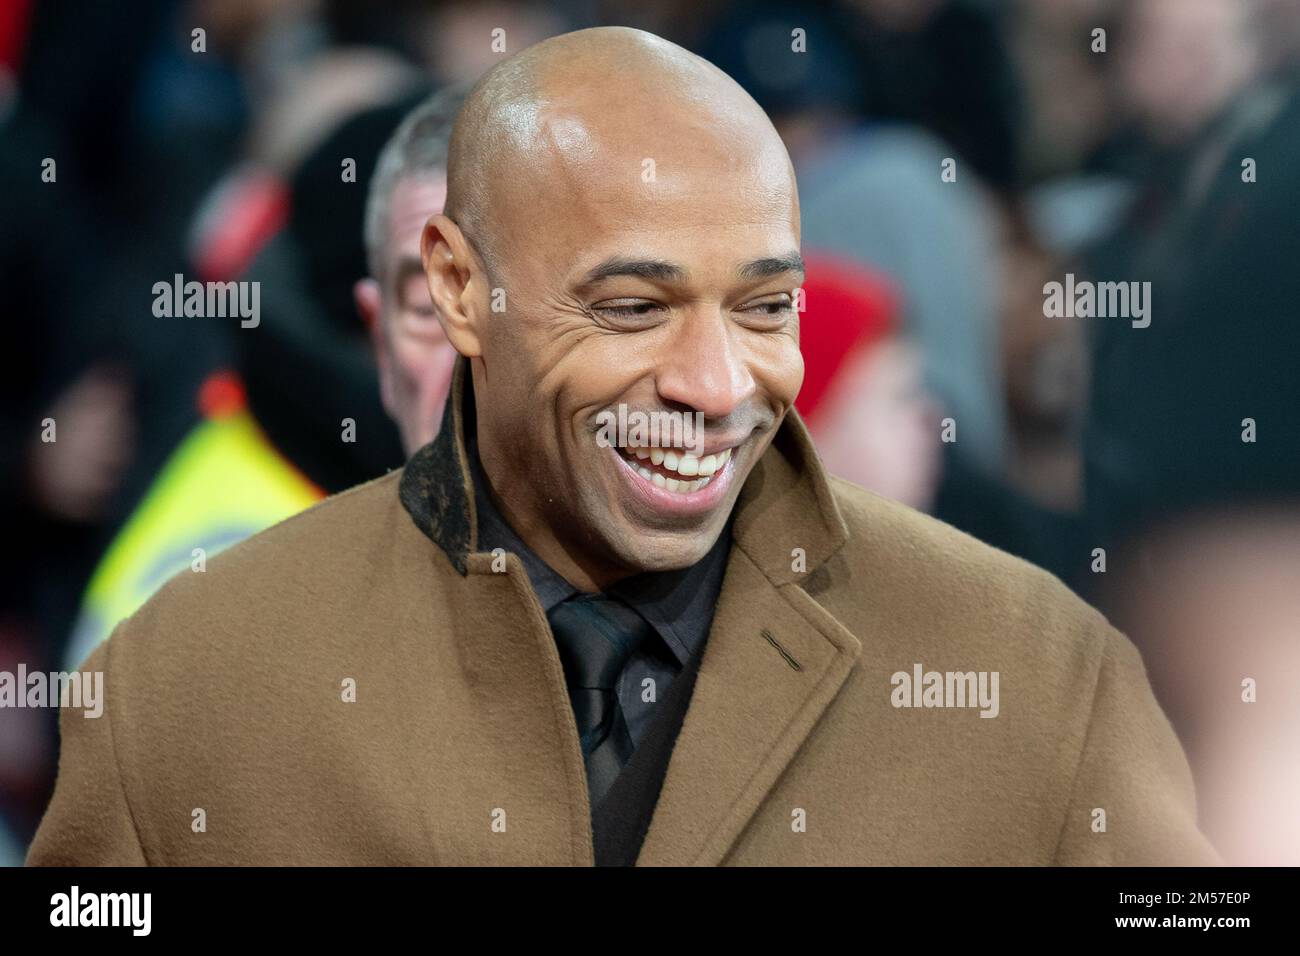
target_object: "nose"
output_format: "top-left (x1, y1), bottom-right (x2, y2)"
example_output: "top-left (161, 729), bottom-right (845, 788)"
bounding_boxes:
top-left (654, 308), bottom-right (757, 420)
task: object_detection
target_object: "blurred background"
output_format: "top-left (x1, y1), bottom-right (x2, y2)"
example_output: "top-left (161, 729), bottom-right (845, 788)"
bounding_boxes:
top-left (2, 0), bottom-right (1298, 866)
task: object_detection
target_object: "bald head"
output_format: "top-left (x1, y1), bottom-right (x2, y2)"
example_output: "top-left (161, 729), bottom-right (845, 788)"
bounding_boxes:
top-left (444, 26), bottom-right (796, 273)
top-left (422, 27), bottom-right (805, 590)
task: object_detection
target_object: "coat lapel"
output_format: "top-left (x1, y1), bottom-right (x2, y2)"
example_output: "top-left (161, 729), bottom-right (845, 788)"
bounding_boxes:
top-left (637, 411), bottom-right (864, 866)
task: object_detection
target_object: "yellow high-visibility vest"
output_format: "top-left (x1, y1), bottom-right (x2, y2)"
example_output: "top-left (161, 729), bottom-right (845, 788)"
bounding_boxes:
top-left (65, 396), bottom-right (323, 670)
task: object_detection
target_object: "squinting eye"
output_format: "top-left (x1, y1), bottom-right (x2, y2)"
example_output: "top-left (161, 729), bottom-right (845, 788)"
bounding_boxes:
top-left (592, 300), bottom-right (665, 321)
top-left (741, 297), bottom-right (795, 317)
top-left (401, 306), bottom-right (439, 329)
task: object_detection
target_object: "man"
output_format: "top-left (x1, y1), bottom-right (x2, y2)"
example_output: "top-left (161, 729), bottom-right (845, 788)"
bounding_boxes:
top-left (30, 28), bottom-right (1216, 866)
top-left (354, 86), bottom-right (463, 455)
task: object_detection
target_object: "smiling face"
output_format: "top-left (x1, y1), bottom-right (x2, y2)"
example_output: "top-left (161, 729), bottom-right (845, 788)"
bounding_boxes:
top-left (423, 30), bottom-right (805, 591)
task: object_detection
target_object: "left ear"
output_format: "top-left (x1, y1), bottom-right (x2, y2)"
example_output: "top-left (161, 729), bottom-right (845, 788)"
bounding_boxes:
top-left (421, 213), bottom-right (485, 359)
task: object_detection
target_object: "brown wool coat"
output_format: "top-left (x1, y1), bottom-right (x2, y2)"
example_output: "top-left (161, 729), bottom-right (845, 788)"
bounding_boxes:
top-left (29, 360), bottom-right (1218, 866)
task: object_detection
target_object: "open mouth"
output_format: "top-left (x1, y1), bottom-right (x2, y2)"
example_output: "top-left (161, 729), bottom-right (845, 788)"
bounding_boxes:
top-left (614, 445), bottom-right (733, 495)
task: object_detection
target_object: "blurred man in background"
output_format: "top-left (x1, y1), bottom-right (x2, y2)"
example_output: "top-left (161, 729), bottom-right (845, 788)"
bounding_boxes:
top-left (354, 87), bottom-right (463, 455)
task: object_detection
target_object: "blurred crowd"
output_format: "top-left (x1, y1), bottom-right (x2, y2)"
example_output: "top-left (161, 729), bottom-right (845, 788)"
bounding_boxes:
top-left (3, 0), bottom-right (1299, 865)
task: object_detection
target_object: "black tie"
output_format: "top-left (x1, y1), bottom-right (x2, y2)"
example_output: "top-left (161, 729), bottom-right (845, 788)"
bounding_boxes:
top-left (546, 594), bottom-right (655, 810)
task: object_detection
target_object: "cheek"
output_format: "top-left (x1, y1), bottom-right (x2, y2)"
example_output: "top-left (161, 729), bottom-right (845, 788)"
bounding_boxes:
top-left (389, 337), bottom-right (448, 393)
top-left (389, 342), bottom-right (426, 395)
top-left (755, 335), bottom-right (805, 408)
top-left (537, 324), bottom-right (651, 418)
top-left (560, 337), bottom-right (648, 394)
top-left (422, 343), bottom-right (458, 387)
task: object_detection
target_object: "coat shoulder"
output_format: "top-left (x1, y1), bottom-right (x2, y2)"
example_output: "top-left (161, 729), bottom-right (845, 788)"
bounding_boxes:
top-left (827, 475), bottom-right (1074, 587)
top-left (162, 468), bottom-right (415, 598)
top-left (823, 476), bottom-right (1112, 667)
top-left (57, 470), bottom-right (448, 864)
top-left (106, 469), bottom-right (435, 682)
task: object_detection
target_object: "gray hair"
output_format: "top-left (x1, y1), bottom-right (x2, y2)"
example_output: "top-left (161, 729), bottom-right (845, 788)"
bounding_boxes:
top-left (364, 82), bottom-right (471, 281)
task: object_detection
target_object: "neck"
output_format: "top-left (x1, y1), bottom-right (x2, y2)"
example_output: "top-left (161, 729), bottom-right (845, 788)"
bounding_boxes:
top-left (474, 432), bottom-right (634, 594)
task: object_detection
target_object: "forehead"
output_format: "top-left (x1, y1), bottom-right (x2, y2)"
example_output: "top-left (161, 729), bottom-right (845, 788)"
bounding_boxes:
top-left (388, 174), bottom-right (447, 247)
top-left (493, 104), bottom-right (799, 279)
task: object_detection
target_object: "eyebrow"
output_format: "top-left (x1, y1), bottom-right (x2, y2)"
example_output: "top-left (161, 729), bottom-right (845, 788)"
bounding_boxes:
top-left (579, 251), bottom-right (806, 287)
top-left (580, 257), bottom-right (686, 285)
top-left (393, 257), bottom-right (426, 301)
top-left (738, 253), bottom-right (805, 281)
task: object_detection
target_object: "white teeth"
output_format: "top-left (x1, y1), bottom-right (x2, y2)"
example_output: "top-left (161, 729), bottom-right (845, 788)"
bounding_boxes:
top-left (626, 460), bottom-right (717, 494)
top-left (623, 447), bottom-right (734, 474)
top-left (620, 444), bottom-right (734, 493)
top-left (677, 448), bottom-right (730, 477)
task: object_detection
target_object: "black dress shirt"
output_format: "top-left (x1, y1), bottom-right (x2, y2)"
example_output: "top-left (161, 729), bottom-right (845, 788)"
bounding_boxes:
top-left (467, 434), bottom-right (731, 748)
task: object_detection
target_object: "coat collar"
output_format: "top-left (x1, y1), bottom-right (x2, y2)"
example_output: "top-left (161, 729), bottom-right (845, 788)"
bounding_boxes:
top-left (399, 355), bottom-right (851, 584)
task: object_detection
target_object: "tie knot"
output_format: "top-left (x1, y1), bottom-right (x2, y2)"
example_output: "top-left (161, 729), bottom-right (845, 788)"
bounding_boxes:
top-left (547, 595), bottom-right (655, 691)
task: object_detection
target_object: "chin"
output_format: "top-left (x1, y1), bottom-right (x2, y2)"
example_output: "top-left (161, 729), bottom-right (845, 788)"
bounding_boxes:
top-left (608, 525), bottom-right (721, 574)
